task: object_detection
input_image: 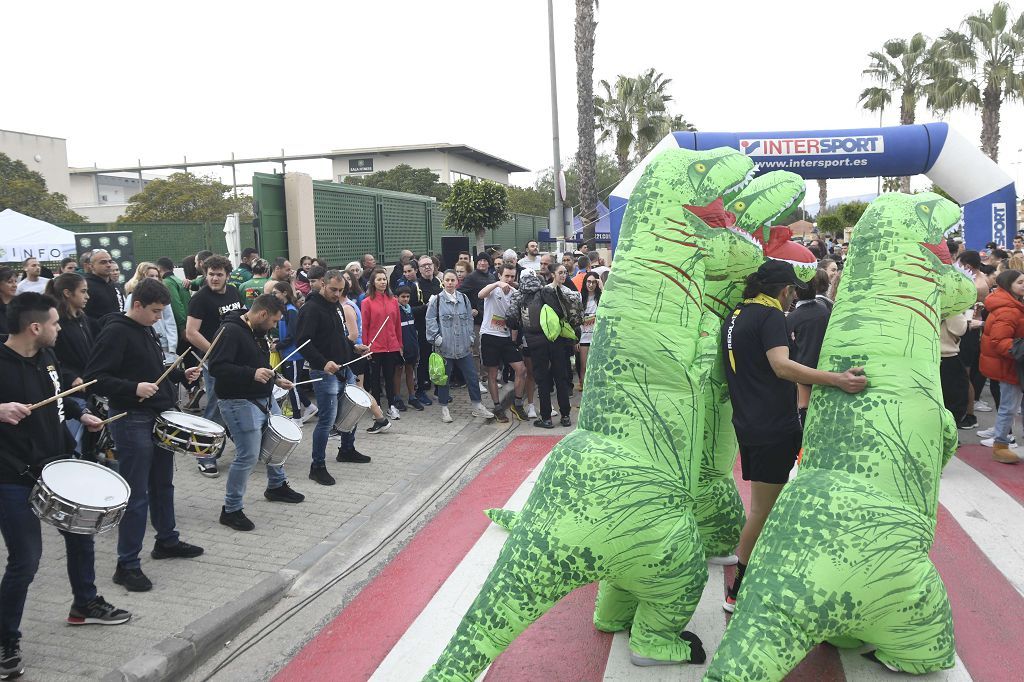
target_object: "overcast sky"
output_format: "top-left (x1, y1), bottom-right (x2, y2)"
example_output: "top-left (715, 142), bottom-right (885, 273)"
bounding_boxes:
top-left (4, 0), bottom-right (1022, 207)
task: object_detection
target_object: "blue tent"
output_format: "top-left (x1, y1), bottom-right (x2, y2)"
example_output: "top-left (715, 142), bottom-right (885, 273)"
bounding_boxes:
top-left (572, 200), bottom-right (611, 240)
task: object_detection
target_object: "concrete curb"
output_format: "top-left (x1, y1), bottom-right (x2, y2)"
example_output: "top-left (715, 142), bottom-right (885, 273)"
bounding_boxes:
top-left (102, 419), bottom-right (511, 682)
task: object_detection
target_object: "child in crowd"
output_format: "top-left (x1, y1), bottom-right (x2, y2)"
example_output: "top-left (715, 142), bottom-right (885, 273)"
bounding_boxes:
top-left (395, 287), bottom-right (422, 411)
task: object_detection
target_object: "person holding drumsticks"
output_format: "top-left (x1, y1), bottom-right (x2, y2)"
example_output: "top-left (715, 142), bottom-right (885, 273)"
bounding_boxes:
top-left (209, 295), bottom-right (305, 532)
top-left (0, 293), bottom-right (131, 681)
top-left (85, 278), bottom-right (204, 593)
top-left (296, 270), bottom-right (372, 486)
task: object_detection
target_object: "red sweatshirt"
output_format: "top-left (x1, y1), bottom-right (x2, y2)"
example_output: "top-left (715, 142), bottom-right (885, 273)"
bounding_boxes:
top-left (361, 293), bottom-right (403, 353)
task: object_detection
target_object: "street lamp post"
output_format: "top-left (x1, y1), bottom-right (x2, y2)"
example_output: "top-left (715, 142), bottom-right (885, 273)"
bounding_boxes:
top-left (547, 0), bottom-right (566, 254)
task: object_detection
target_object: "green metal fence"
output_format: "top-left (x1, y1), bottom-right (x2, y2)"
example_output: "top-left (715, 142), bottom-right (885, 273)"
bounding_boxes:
top-left (58, 221), bottom-right (257, 266)
top-left (252, 172), bottom-right (548, 267)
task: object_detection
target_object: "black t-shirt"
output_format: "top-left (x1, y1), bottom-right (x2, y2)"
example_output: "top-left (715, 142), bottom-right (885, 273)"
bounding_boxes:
top-left (721, 301), bottom-right (801, 444)
top-left (187, 286), bottom-right (243, 342)
top-left (786, 300), bottom-right (831, 371)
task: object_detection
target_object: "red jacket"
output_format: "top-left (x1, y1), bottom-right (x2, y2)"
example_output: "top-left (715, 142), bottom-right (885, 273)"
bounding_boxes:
top-left (361, 293), bottom-right (403, 353)
top-left (980, 287), bottom-right (1024, 384)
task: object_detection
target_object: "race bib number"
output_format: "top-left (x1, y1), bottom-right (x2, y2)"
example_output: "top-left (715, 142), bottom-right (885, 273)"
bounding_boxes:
top-left (490, 314), bottom-right (506, 330)
top-left (582, 315), bottom-right (596, 334)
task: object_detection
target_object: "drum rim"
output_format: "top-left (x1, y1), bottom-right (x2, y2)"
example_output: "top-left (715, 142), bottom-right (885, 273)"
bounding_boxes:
top-left (36, 459), bottom-right (131, 505)
top-left (157, 410), bottom-right (226, 436)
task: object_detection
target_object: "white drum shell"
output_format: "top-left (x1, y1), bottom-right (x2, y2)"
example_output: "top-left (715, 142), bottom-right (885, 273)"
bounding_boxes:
top-left (334, 385), bottom-right (371, 433)
top-left (29, 460), bottom-right (131, 535)
top-left (259, 415), bottom-right (301, 466)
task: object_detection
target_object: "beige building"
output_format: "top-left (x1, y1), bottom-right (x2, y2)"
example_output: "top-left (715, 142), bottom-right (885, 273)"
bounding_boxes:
top-left (0, 129), bottom-right (72, 198)
top-left (331, 143), bottom-right (528, 185)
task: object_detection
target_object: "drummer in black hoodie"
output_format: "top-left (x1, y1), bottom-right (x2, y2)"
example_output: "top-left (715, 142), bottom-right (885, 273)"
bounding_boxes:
top-left (85, 278), bottom-right (204, 593)
top-left (0, 293), bottom-right (130, 680)
top-left (210, 294), bottom-right (304, 532)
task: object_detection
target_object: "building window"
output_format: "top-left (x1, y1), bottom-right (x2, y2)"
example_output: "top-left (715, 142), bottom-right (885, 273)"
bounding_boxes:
top-left (450, 171), bottom-right (477, 183)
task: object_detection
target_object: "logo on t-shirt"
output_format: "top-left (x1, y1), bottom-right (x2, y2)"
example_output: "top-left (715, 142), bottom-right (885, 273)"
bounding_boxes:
top-left (47, 364), bottom-right (65, 423)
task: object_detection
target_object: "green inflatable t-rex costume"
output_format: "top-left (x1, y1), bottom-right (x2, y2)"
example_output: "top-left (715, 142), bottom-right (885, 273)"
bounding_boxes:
top-left (423, 147), bottom-right (756, 681)
top-left (705, 191), bottom-right (977, 681)
top-left (693, 171), bottom-right (806, 559)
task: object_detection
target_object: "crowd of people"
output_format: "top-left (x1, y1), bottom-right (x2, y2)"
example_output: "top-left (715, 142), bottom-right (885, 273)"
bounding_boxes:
top-left (0, 238), bottom-right (611, 678)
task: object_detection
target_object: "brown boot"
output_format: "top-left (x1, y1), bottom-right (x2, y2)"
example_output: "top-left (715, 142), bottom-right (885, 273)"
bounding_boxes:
top-left (992, 442), bottom-right (1021, 464)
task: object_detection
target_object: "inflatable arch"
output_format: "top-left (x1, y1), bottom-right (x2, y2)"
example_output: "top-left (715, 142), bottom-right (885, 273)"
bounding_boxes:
top-left (608, 123), bottom-right (1017, 251)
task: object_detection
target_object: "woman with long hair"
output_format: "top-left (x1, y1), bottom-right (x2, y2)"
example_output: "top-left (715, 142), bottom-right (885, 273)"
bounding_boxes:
top-left (124, 261), bottom-right (156, 297)
top-left (0, 267), bottom-right (17, 335)
top-left (360, 267), bottom-right (404, 418)
top-left (339, 272), bottom-right (390, 434)
top-left (124, 263), bottom-right (177, 362)
top-left (578, 271), bottom-right (603, 391)
top-left (979, 268), bottom-right (1024, 463)
top-left (271, 281), bottom-right (316, 425)
top-left (47, 272), bottom-right (95, 449)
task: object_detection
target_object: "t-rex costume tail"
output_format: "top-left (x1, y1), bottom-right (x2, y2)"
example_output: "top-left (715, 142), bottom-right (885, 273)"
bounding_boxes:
top-left (423, 148), bottom-right (757, 681)
top-left (705, 191), bottom-right (977, 681)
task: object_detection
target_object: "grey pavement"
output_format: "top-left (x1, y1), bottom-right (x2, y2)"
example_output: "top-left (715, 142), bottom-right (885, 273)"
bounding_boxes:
top-left (7, 383), bottom-right (579, 681)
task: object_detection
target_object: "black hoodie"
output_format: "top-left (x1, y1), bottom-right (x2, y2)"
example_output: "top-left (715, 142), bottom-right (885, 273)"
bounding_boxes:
top-left (208, 310), bottom-right (274, 401)
top-left (458, 270), bottom-right (496, 323)
top-left (295, 292), bottom-right (353, 371)
top-left (0, 345), bottom-right (82, 486)
top-left (54, 313), bottom-right (97, 390)
top-left (85, 313), bottom-right (186, 414)
top-left (83, 273), bottom-right (120, 321)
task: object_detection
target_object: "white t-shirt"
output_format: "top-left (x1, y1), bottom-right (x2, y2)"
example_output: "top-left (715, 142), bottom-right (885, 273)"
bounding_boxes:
top-left (16, 277), bottom-right (49, 294)
top-left (518, 255), bottom-right (541, 271)
top-left (580, 298), bottom-right (598, 344)
top-left (481, 285), bottom-right (513, 338)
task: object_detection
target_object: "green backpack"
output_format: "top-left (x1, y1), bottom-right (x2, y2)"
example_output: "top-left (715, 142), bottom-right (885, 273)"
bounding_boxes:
top-left (540, 297), bottom-right (578, 343)
top-left (429, 298), bottom-right (449, 385)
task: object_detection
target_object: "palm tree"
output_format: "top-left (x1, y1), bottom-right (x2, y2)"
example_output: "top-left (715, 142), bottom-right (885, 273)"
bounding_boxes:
top-left (817, 178), bottom-right (828, 218)
top-left (575, 0), bottom-right (599, 245)
top-left (858, 33), bottom-right (950, 192)
top-left (595, 68), bottom-right (673, 176)
top-left (936, 2), bottom-right (1024, 162)
top-left (636, 113), bottom-right (698, 160)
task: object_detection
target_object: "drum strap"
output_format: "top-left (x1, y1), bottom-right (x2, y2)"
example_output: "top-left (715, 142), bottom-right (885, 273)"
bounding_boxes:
top-left (0, 449), bottom-right (39, 481)
top-left (248, 398), bottom-right (272, 416)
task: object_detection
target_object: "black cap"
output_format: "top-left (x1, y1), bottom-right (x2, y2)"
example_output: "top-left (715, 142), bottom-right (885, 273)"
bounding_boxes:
top-left (755, 259), bottom-right (802, 286)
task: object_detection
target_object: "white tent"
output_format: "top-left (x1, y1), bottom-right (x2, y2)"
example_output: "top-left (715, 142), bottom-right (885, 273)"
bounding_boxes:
top-left (0, 209), bottom-right (77, 263)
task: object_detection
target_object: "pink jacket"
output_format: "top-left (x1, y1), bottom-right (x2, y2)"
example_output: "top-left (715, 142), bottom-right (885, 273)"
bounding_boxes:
top-left (360, 294), bottom-right (403, 353)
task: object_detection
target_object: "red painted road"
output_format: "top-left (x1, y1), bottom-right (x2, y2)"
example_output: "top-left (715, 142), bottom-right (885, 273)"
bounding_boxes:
top-left (279, 441), bottom-right (1020, 681)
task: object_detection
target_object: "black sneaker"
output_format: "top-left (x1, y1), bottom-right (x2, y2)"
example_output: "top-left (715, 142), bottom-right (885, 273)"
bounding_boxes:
top-left (151, 540), bottom-right (204, 559)
top-left (509, 403), bottom-right (528, 421)
top-left (67, 595), bottom-right (131, 626)
top-left (112, 565), bottom-right (152, 592)
top-left (407, 396), bottom-right (424, 411)
top-left (366, 418), bottom-right (392, 434)
top-left (309, 466), bottom-right (336, 486)
top-left (958, 414), bottom-right (978, 429)
top-left (0, 639), bottom-right (22, 679)
top-left (493, 409), bottom-right (509, 423)
top-left (197, 461), bottom-right (219, 478)
top-left (337, 448), bottom-right (372, 463)
top-left (415, 390), bottom-right (433, 406)
top-left (264, 482), bottom-right (305, 503)
top-left (220, 506), bottom-right (255, 531)
top-left (560, 416), bottom-right (571, 427)
top-left (393, 398), bottom-right (407, 412)
top-left (533, 418), bottom-right (555, 429)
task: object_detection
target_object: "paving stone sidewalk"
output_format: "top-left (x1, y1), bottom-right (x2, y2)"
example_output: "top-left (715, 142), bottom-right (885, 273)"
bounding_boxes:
top-left (7, 386), bottom-right (577, 681)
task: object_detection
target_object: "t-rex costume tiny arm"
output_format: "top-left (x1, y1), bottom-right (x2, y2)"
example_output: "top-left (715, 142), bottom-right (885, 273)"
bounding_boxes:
top-left (705, 191), bottom-right (976, 681)
top-left (423, 147), bottom-right (756, 681)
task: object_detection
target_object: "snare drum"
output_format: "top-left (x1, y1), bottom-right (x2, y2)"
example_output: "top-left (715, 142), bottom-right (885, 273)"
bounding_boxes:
top-left (30, 460), bottom-right (130, 534)
top-left (335, 384), bottom-right (371, 433)
top-left (260, 415), bottom-right (302, 466)
top-left (153, 411), bottom-right (226, 458)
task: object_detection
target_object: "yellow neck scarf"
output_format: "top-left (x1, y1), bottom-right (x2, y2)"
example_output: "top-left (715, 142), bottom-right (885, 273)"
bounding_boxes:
top-left (742, 293), bottom-right (783, 311)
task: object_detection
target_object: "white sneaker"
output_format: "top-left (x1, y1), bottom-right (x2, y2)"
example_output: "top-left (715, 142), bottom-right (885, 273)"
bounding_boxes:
top-left (472, 404), bottom-right (495, 419)
top-left (708, 554), bottom-right (739, 566)
top-left (441, 406), bottom-right (453, 423)
top-left (388, 405), bottom-right (401, 420)
top-left (527, 404), bottom-right (538, 419)
top-left (981, 436), bottom-right (1018, 447)
top-left (479, 381), bottom-right (489, 393)
top-left (291, 417), bottom-right (304, 429)
top-left (300, 404), bottom-right (319, 423)
top-left (977, 427), bottom-right (996, 438)
top-left (974, 400), bottom-right (993, 413)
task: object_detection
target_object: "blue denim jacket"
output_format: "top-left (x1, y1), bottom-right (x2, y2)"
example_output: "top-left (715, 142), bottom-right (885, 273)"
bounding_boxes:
top-left (425, 292), bottom-right (474, 359)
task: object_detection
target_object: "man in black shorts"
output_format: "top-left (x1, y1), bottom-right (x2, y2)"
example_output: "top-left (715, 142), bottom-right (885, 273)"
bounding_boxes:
top-left (478, 264), bottom-right (528, 421)
top-left (721, 260), bottom-right (867, 613)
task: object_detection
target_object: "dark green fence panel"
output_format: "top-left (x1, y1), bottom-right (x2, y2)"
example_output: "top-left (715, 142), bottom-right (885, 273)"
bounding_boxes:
top-left (313, 184), bottom-right (378, 268)
top-left (60, 221), bottom-right (255, 266)
top-left (490, 217), bottom-right (517, 251)
top-left (252, 173), bottom-right (288, 260)
top-left (381, 197), bottom-right (431, 262)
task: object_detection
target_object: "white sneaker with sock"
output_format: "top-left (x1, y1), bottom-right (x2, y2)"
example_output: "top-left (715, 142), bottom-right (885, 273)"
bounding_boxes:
top-left (441, 406), bottom-right (453, 423)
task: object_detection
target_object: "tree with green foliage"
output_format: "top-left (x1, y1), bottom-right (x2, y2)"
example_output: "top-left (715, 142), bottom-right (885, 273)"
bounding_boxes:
top-left (120, 172), bottom-right (252, 223)
top-left (927, 183), bottom-right (956, 202)
top-left (858, 33), bottom-right (951, 192)
top-left (535, 154), bottom-right (621, 216)
top-left (575, 0), bottom-right (599, 245)
top-left (882, 176), bottom-right (902, 193)
top-left (836, 201), bottom-right (870, 226)
top-left (595, 68), bottom-right (674, 175)
top-left (442, 180), bottom-right (511, 254)
top-left (937, 1), bottom-right (1024, 162)
top-left (816, 213), bottom-right (844, 235)
top-left (0, 153), bottom-right (86, 223)
top-left (343, 164), bottom-right (451, 201)
top-left (506, 186), bottom-right (552, 217)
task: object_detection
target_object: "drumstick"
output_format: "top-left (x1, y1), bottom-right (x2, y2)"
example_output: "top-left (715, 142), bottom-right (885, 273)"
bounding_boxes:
top-left (197, 327), bottom-right (226, 369)
top-left (140, 347), bottom-right (190, 402)
top-left (28, 380), bottom-right (97, 411)
top-left (340, 352), bottom-right (372, 368)
top-left (367, 316), bottom-right (390, 348)
top-left (189, 349), bottom-right (208, 370)
top-left (271, 339), bottom-right (311, 372)
top-left (95, 412), bottom-right (127, 427)
top-left (289, 377), bottom-right (324, 387)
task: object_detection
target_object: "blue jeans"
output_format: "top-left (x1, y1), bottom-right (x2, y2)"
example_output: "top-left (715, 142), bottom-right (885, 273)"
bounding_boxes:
top-left (108, 410), bottom-right (179, 568)
top-left (437, 355), bottom-right (482, 405)
top-left (0, 483), bottom-right (97, 642)
top-left (220, 398), bottom-right (287, 513)
top-left (994, 381), bottom-right (1023, 445)
top-left (310, 370), bottom-right (355, 466)
top-left (198, 370), bottom-right (223, 467)
top-left (66, 396), bottom-right (87, 454)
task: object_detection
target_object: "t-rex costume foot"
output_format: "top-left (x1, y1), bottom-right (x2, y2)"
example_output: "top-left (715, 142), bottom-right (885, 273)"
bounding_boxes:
top-left (704, 192), bottom-right (977, 681)
top-left (423, 148), bottom-right (757, 681)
